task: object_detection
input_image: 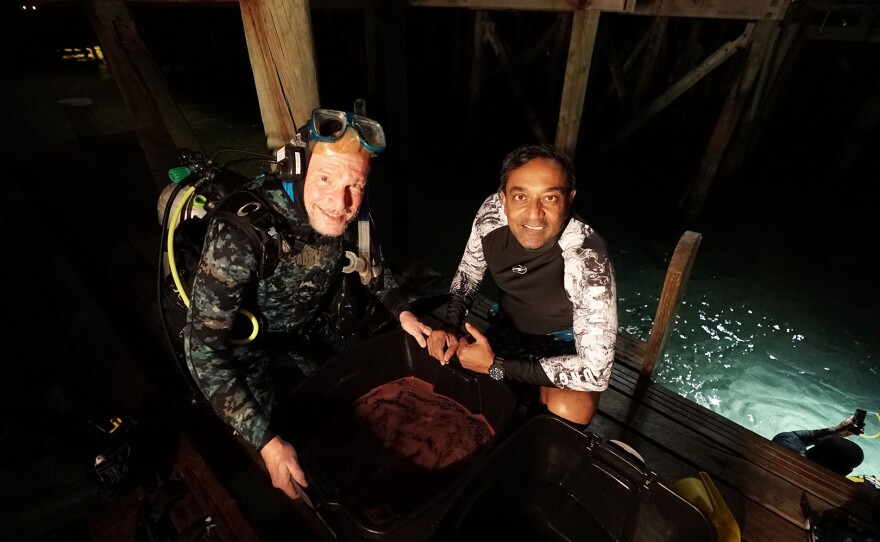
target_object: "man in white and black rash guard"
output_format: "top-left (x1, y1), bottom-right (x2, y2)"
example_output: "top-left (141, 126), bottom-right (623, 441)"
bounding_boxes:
top-left (426, 143), bottom-right (617, 426)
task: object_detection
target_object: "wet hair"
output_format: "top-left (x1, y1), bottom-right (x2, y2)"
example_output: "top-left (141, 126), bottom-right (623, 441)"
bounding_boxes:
top-left (498, 143), bottom-right (576, 193)
top-left (806, 435), bottom-right (864, 475)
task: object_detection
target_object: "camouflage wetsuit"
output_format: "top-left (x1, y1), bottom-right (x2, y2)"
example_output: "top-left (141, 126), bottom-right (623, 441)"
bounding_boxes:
top-left (445, 193), bottom-right (617, 392)
top-left (184, 176), bottom-right (409, 449)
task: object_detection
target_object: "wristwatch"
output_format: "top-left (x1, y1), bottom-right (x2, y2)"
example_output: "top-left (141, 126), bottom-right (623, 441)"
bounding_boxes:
top-left (488, 356), bottom-right (505, 381)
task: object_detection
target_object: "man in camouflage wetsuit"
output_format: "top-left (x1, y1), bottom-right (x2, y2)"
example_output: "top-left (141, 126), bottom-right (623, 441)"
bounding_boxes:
top-left (426, 143), bottom-right (617, 427)
top-left (185, 110), bottom-right (432, 500)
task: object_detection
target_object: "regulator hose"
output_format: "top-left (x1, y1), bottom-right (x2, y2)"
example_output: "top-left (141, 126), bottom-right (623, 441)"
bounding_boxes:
top-left (859, 412), bottom-right (880, 439)
top-left (166, 185), bottom-right (259, 345)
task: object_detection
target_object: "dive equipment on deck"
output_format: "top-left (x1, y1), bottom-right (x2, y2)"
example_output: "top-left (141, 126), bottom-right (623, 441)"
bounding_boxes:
top-left (672, 472), bottom-right (741, 542)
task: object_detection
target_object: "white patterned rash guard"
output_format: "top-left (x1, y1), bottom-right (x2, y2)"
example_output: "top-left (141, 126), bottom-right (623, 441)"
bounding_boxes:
top-left (445, 193), bottom-right (617, 392)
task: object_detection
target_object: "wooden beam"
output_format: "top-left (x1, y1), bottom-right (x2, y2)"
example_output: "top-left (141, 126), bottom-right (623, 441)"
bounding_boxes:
top-left (587, 27), bottom-right (750, 162)
top-left (713, 22), bottom-right (779, 172)
top-left (83, 0), bottom-right (194, 189)
top-left (239, 0), bottom-right (319, 151)
top-left (483, 16), bottom-right (548, 143)
top-left (115, 0), bottom-right (793, 20)
top-left (669, 19), bottom-right (705, 83)
top-left (480, 15), bottom-right (566, 89)
top-left (714, 21), bottom-right (788, 182)
top-left (601, 19), bottom-right (630, 116)
top-left (631, 16), bottom-right (667, 111)
top-left (764, 22), bottom-right (803, 99)
top-left (468, 10), bottom-right (487, 140)
top-left (546, 13), bottom-right (572, 119)
top-left (595, 18), bottom-right (654, 112)
top-left (642, 231), bottom-right (702, 379)
top-left (721, 22), bottom-right (803, 179)
top-left (240, 0), bottom-right (292, 151)
top-left (413, 0), bottom-right (786, 19)
top-left (801, 0), bottom-right (880, 11)
top-left (680, 20), bottom-right (777, 225)
top-left (408, 0), bottom-right (631, 12)
top-left (555, 9), bottom-right (601, 157)
top-left (833, 78), bottom-right (880, 179)
top-left (632, 0), bottom-right (792, 20)
top-left (803, 24), bottom-right (880, 43)
top-left (746, 23), bottom-right (781, 124)
top-left (516, 14), bottom-right (566, 71)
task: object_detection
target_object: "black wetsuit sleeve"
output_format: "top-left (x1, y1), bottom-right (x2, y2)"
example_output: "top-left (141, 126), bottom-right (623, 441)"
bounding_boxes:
top-left (363, 218), bottom-right (413, 319)
top-left (501, 357), bottom-right (554, 387)
top-left (772, 428), bottom-right (833, 456)
top-left (791, 428), bottom-right (833, 447)
top-left (377, 285), bottom-right (411, 318)
top-left (445, 294), bottom-right (470, 331)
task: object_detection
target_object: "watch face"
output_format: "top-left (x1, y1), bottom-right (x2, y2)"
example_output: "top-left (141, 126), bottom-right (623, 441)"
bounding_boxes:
top-left (489, 363), bottom-right (504, 381)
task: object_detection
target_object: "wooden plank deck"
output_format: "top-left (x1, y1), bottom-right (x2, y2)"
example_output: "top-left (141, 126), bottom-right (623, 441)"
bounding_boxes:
top-left (432, 294), bottom-right (879, 542)
top-left (3, 132), bottom-right (877, 541)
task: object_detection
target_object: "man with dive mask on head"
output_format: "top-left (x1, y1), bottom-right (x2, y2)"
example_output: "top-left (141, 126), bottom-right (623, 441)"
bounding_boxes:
top-left (184, 108), bottom-right (432, 501)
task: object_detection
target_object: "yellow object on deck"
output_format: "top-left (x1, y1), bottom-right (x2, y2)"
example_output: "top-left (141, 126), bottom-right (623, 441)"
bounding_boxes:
top-left (672, 472), bottom-right (741, 542)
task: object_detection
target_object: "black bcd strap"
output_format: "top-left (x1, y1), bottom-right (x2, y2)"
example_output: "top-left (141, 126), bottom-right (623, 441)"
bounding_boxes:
top-left (209, 188), bottom-right (311, 278)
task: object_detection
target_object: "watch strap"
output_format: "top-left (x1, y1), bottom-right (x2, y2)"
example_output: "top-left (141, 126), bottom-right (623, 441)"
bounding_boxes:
top-left (489, 355), bottom-right (506, 381)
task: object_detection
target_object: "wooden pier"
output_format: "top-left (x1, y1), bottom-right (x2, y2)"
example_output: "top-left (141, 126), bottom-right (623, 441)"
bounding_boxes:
top-left (2, 131), bottom-right (877, 541)
top-left (3, 0), bottom-right (879, 540)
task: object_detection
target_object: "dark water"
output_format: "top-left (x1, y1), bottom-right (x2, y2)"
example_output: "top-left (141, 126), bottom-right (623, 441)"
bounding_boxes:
top-left (5, 4), bottom-right (877, 476)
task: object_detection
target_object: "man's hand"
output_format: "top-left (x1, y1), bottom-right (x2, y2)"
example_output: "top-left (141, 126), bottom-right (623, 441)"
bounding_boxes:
top-left (427, 328), bottom-right (460, 365)
top-left (455, 322), bottom-right (494, 374)
top-left (399, 310), bottom-right (433, 348)
top-left (260, 435), bottom-right (307, 500)
top-left (832, 415), bottom-right (862, 436)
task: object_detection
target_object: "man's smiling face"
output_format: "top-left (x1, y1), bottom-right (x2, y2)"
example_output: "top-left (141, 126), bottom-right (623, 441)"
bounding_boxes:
top-left (499, 157), bottom-right (575, 249)
top-left (302, 152), bottom-right (369, 237)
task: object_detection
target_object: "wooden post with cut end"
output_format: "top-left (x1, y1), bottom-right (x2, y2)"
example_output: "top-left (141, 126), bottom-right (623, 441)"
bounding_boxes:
top-left (555, 8), bottom-right (601, 158)
top-left (642, 231), bottom-right (702, 379)
top-left (240, 0), bottom-right (319, 152)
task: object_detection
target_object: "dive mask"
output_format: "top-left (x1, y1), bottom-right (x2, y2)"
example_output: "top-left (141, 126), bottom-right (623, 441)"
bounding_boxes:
top-left (308, 108), bottom-right (386, 155)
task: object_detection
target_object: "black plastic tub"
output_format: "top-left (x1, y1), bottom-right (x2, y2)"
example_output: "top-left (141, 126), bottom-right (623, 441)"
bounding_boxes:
top-left (276, 328), bottom-right (517, 542)
top-left (431, 415), bottom-right (717, 542)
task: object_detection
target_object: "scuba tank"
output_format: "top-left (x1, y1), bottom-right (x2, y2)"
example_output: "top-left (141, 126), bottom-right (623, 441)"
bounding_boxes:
top-left (156, 183), bottom-right (208, 277)
top-left (156, 182), bottom-right (207, 227)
